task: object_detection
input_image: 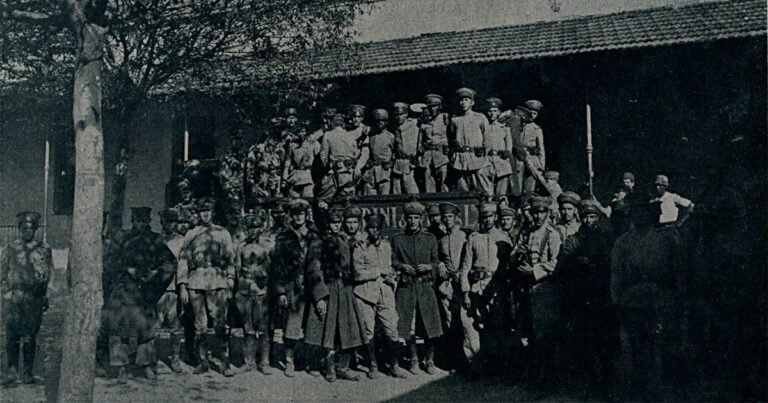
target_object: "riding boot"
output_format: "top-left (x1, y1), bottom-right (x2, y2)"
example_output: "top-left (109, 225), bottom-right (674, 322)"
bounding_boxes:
top-left (21, 336), bottom-right (37, 383)
top-left (243, 335), bottom-right (257, 371)
top-left (406, 337), bottom-right (421, 375)
top-left (284, 346), bottom-right (296, 377)
top-left (220, 333), bottom-right (233, 377)
top-left (335, 351), bottom-right (360, 381)
top-left (365, 343), bottom-right (379, 379)
top-left (168, 331), bottom-right (183, 373)
top-left (193, 334), bottom-right (209, 374)
top-left (424, 341), bottom-right (438, 375)
top-left (324, 349), bottom-right (337, 383)
top-left (388, 341), bottom-right (408, 379)
top-left (258, 335), bottom-right (273, 375)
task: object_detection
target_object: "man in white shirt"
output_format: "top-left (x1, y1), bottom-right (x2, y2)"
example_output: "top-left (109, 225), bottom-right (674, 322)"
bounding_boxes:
top-left (651, 175), bottom-right (694, 225)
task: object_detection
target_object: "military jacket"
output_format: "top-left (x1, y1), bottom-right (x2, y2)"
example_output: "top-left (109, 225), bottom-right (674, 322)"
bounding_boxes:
top-left (164, 234), bottom-right (185, 291)
top-left (420, 113), bottom-right (450, 169)
top-left (510, 223), bottom-right (562, 281)
top-left (364, 130), bottom-right (395, 185)
top-left (321, 127), bottom-right (362, 173)
top-left (391, 229), bottom-right (439, 281)
top-left (115, 228), bottom-right (177, 303)
top-left (393, 118), bottom-right (420, 175)
top-left (1, 238), bottom-right (52, 297)
top-left (507, 111), bottom-right (545, 171)
top-left (236, 233), bottom-right (274, 297)
top-left (556, 219), bottom-right (581, 240)
top-left (177, 224), bottom-right (236, 291)
top-left (283, 138), bottom-right (320, 187)
top-left (352, 238), bottom-right (395, 303)
top-left (448, 111), bottom-right (490, 171)
top-left (486, 120), bottom-right (514, 177)
top-left (437, 227), bottom-right (467, 298)
top-left (460, 227), bottom-right (512, 293)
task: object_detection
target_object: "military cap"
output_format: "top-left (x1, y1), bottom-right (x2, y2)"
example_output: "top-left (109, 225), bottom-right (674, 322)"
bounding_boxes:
top-left (654, 175), bottom-right (669, 186)
top-left (425, 94), bottom-right (443, 105)
top-left (322, 107), bottom-right (338, 117)
top-left (196, 197), bottom-right (216, 212)
top-left (499, 207), bottom-right (517, 218)
top-left (439, 202), bottom-right (460, 215)
top-left (623, 172), bottom-right (635, 181)
top-left (478, 202), bottom-right (498, 217)
top-left (284, 107), bottom-right (298, 117)
top-left (529, 196), bottom-right (551, 212)
top-left (426, 204), bottom-right (440, 217)
top-left (392, 102), bottom-right (410, 114)
top-left (159, 208), bottom-right (179, 222)
top-left (557, 191), bottom-right (581, 207)
top-left (344, 206), bottom-right (362, 219)
top-left (579, 199), bottom-right (601, 215)
top-left (131, 206), bottom-right (153, 220)
top-left (16, 211), bottom-right (41, 228)
top-left (364, 213), bottom-right (386, 228)
top-left (410, 103), bottom-right (427, 114)
top-left (456, 87), bottom-right (477, 100)
top-left (244, 213), bottom-right (265, 228)
top-left (485, 97), bottom-right (503, 109)
top-left (328, 208), bottom-right (344, 222)
top-left (348, 104), bottom-right (366, 116)
top-left (372, 109), bottom-right (389, 120)
top-left (543, 170), bottom-right (560, 181)
top-left (523, 100), bottom-right (544, 112)
top-left (286, 198), bottom-right (310, 215)
top-left (403, 201), bottom-right (425, 216)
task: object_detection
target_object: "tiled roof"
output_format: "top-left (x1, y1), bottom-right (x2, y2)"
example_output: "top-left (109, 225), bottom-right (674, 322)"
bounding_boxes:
top-left (295, 0), bottom-right (766, 79)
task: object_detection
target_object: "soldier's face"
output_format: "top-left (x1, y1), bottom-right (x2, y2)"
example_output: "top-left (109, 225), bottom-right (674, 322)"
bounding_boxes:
top-left (406, 215), bottom-right (422, 231)
top-left (559, 204), bottom-right (576, 222)
top-left (375, 119), bottom-right (388, 130)
top-left (199, 210), bottom-right (213, 225)
top-left (486, 107), bottom-right (500, 122)
top-left (350, 114), bottom-right (363, 128)
top-left (428, 104), bottom-right (441, 116)
top-left (500, 215), bottom-right (516, 231)
top-left (529, 110), bottom-right (539, 121)
top-left (285, 115), bottom-right (298, 127)
top-left (343, 217), bottom-right (360, 234)
top-left (292, 212), bottom-right (307, 227)
top-left (480, 214), bottom-right (495, 231)
top-left (581, 213), bottom-right (599, 229)
top-left (329, 221), bottom-right (342, 234)
top-left (175, 221), bottom-right (189, 236)
top-left (19, 223), bottom-right (36, 242)
top-left (395, 112), bottom-right (407, 125)
top-left (366, 225), bottom-right (381, 240)
top-left (459, 97), bottom-right (474, 112)
top-left (247, 225), bottom-right (260, 239)
top-left (623, 178), bottom-right (634, 189)
top-left (655, 184), bottom-right (667, 196)
top-left (441, 213), bottom-right (456, 229)
top-left (532, 209), bottom-right (549, 228)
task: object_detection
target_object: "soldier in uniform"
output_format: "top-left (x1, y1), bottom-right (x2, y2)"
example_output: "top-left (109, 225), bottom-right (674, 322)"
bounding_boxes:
top-left (503, 100), bottom-right (546, 195)
top-left (558, 200), bottom-right (617, 398)
top-left (543, 171), bottom-right (563, 217)
top-left (155, 208), bottom-right (189, 374)
top-left (218, 128), bottom-right (247, 207)
top-left (235, 213), bottom-right (274, 374)
top-left (426, 204), bottom-right (446, 240)
top-left (361, 109), bottom-right (395, 195)
top-left (509, 196), bottom-right (562, 386)
top-left (420, 94), bottom-right (450, 192)
top-left (435, 202), bottom-right (467, 371)
top-left (352, 213), bottom-right (408, 379)
top-left (309, 107), bottom-right (338, 142)
top-left (556, 191), bottom-right (581, 239)
top-left (391, 102), bottom-right (421, 194)
top-left (346, 104), bottom-right (370, 141)
top-left (176, 198), bottom-right (237, 376)
top-left (270, 199), bottom-right (317, 377)
top-left (611, 201), bottom-right (682, 398)
top-left (484, 98), bottom-right (514, 196)
top-left (459, 203), bottom-right (514, 376)
top-left (304, 208), bottom-right (366, 382)
top-left (318, 114), bottom-right (367, 199)
top-left (342, 206), bottom-right (367, 244)
top-left (174, 178), bottom-right (199, 228)
top-left (1, 212), bottom-right (52, 385)
top-left (103, 207), bottom-right (176, 381)
top-left (225, 200), bottom-right (246, 246)
top-left (391, 201), bottom-right (443, 375)
top-left (499, 206), bottom-right (522, 241)
top-left (283, 120), bottom-right (321, 198)
top-left (448, 88), bottom-right (493, 195)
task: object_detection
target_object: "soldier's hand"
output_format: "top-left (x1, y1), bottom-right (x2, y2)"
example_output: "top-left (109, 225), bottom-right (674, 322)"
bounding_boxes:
top-left (316, 299), bottom-right (327, 319)
top-left (416, 264), bottom-right (432, 274)
top-left (437, 263), bottom-right (449, 279)
top-left (517, 263), bottom-right (533, 275)
top-left (463, 293), bottom-right (472, 310)
top-left (401, 264), bottom-right (416, 276)
top-left (179, 286), bottom-right (189, 305)
top-left (278, 295), bottom-right (289, 308)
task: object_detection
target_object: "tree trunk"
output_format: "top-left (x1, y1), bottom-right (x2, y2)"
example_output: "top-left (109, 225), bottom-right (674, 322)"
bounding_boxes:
top-left (47, 2), bottom-right (106, 401)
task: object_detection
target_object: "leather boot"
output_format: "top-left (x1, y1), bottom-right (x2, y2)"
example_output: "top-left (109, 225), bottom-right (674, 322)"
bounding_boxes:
top-left (324, 350), bottom-right (336, 383)
top-left (284, 347), bottom-right (295, 377)
top-left (388, 341), bottom-right (408, 379)
top-left (193, 334), bottom-right (209, 374)
top-left (365, 343), bottom-right (379, 379)
top-left (220, 334), bottom-right (233, 377)
top-left (335, 351), bottom-right (360, 381)
top-left (21, 337), bottom-right (38, 383)
top-left (258, 335), bottom-right (272, 375)
top-left (406, 337), bottom-right (421, 375)
top-left (168, 332), bottom-right (183, 374)
top-left (243, 335), bottom-right (257, 372)
top-left (424, 342), bottom-right (438, 375)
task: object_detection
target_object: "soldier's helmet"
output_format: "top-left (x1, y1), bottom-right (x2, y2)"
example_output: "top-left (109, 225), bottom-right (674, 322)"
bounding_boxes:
top-left (426, 204), bottom-right (441, 217)
top-left (286, 198), bottom-right (310, 215)
top-left (392, 102), bottom-right (410, 115)
top-left (439, 202), bottom-right (460, 215)
top-left (343, 206), bottom-right (362, 219)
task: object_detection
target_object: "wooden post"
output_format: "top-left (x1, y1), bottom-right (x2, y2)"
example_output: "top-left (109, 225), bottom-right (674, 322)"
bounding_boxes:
top-left (586, 104), bottom-right (594, 199)
top-left (184, 113), bottom-right (190, 162)
top-left (43, 140), bottom-right (50, 243)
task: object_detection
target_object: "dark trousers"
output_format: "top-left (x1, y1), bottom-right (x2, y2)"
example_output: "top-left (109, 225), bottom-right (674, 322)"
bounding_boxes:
top-left (5, 297), bottom-right (45, 374)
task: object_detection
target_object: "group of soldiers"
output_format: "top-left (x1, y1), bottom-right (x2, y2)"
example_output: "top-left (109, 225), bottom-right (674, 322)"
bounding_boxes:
top-left (207, 87), bottom-right (547, 209)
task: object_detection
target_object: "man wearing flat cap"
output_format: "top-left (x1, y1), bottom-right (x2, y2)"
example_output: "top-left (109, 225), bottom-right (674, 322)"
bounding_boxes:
top-left (234, 212), bottom-right (274, 374)
top-left (501, 100), bottom-right (546, 195)
top-left (556, 191), bottom-right (581, 239)
top-left (283, 116), bottom-right (322, 198)
top-left (351, 213), bottom-right (408, 379)
top-left (342, 205), bottom-right (367, 244)
top-left (102, 207), bottom-right (177, 382)
top-left (459, 202), bottom-right (514, 376)
top-left (270, 198), bottom-right (318, 377)
top-left (556, 199), bottom-right (618, 398)
top-left (1, 212), bottom-right (52, 385)
top-left (391, 201), bottom-right (443, 375)
top-left (611, 201), bottom-right (682, 398)
top-left (319, 112), bottom-right (367, 199)
top-left (391, 102), bottom-right (421, 194)
top-left (177, 198), bottom-right (237, 376)
top-left (362, 109), bottom-right (396, 195)
top-left (485, 97), bottom-right (515, 196)
top-left (508, 196), bottom-right (562, 386)
top-left (420, 94), bottom-right (451, 192)
top-left (448, 87), bottom-right (493, 195)
top-left (435, 202), bottom-right (467, 370)
top-left (651, 174), bottom-right (694, 226)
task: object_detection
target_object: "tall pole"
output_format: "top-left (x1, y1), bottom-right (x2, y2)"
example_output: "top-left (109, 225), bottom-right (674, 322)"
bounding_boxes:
top-left (183, 114), bottom-right (190, 162)
top-left (586, 104), bottom-right (594, 199)
top-left (43, 140), bottom-right (50, 243)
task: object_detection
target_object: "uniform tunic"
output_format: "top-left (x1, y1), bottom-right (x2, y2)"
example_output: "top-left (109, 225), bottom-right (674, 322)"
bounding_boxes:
top-left (352, 238), bottom-right (399, 342)
top-left (362, 130), bottom-right (395, 194)
top-left (556, 218), bottom-right (581, 240)
top-left (421, 113), bottom-right (450, 170)
top-left (157, 234), bottom-right (185, 330)
top-left (448, 111), bottom-right (489, 172)
top-left (270, 226), bottom-right (317, 341)
top-left (507, 111), bottom-right (546, 195)
top-left (653, 191), bottom-right (693, 224)
top-left (486, 121), bottom-right (514, 178)
top-left (393, 119), bottom-right (421, 194)
top-left (1, 238), bottom-right (52, 340)
top-left (283, 138), bottom-right (321, 197)
top-left (391, 229), bottom-right (443, 339)
top-left (235, 233), bottom-right (274, 335)
top-left (320, 127), bottom-right (364, 197)
top-left (437, 227), bottom-right (467, 326)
